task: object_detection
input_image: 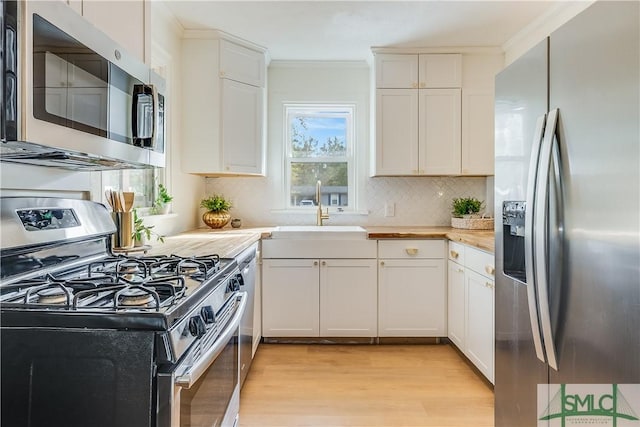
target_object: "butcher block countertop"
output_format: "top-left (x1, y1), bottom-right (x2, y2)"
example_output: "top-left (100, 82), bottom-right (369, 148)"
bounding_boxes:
top-left (145, 228), bottom-right (271, 258)
top-left (366, 226), bottom-right (495, 253)
top-left (145, 226), bottom-right (494, 257)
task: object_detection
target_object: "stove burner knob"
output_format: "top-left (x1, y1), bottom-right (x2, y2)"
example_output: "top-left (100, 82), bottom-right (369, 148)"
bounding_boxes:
top-left (227, 277), bottom-right (241, 292)
top-left (188, 316), bottom-right (206, 338)
top-left (201, 306), bottom-right (215, 324)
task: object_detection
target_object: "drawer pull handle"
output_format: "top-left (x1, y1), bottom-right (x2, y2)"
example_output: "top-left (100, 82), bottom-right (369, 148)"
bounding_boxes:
top-left (485, 265), bottom-right (495, 276)
top-left (450, 250), bottom-right (459, 258)
top-left (405, 248), bottom-right (418, 256)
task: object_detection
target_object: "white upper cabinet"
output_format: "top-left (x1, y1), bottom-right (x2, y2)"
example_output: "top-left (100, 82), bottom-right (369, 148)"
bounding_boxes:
top-left (181, 32), bottom-right (267, 176)
top-left (375, 54), bottom-right (461, 88)
top-left (418, 54), bottom-right (462, 88)
top-left (372, 50), bottom-right (503, 177)
top-left (221, 79), bottom-right (265, 174)
top-left (375, 89), bottom-right (419, 175)
top-left (220, 40), bottom-right (266, 87)
top-left (460, 54), bottom-right (504, 175)
top-left (59, 0), bottom-right (149, 64)
top-left (419, 88), bottom-right (461, 175)
top-left (81, 0), bottom-right (149, 64)
top-left (375, 54), bottom-right (419, 88)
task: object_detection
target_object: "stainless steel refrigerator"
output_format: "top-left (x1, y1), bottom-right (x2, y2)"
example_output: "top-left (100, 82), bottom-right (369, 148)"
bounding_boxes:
top-left (494, 2), bottom-right (639, 426)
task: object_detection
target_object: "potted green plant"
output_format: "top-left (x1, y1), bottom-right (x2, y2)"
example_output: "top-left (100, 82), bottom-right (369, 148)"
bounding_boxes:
top-left (200, 194), bottom-right (232, 229)
top-left (451, 197), bottom-right (484, 218)
top-left (151, 183), bottom-right (173, 215)
top-left (132, 209), bottom-right (165, 246)
top-left (451, 197), bottom-right (493, 230)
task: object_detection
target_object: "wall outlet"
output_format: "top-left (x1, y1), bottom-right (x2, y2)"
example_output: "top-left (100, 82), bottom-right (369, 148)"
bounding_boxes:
top-left (384, 202), bottom-right (395, 217)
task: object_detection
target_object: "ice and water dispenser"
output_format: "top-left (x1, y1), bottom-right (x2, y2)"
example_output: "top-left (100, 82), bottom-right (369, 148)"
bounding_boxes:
top-left (502, 201), bottom-right (527, 283)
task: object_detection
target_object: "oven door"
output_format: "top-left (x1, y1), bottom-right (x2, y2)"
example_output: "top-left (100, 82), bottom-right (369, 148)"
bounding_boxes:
top-left (158, 292), bottom-right (247, 427)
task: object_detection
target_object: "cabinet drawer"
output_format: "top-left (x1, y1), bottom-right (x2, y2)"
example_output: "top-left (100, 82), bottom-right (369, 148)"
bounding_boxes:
top-left (378, 240), bottom-right (445, 259)
top-left (448, 241), bottom-right (465, 264)
top-left (465, 246), bottom-right (495, 278)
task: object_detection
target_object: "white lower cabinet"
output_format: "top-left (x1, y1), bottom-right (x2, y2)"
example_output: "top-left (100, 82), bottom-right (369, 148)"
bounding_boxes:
top-left (262, 259), bottom-right (319, 337)
top-left (320, 259), bottom-right (377, 337)
top-left (378, 240), bottom-right (446, 337)
top-left (447, 260), bottom-right (465, 348)
top-left (447, 241), bottom-right (495, 383)
top-left (262, 258), bottom-right (377, 338)
top-left (465, 269), bottom-right (494, 382)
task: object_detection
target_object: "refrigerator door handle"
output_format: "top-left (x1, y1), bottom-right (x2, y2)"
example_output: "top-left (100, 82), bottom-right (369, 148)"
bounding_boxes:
top-left (535, 108), bottom-right (560, 370)
top-left (524, 114), bottom-right (548, 363)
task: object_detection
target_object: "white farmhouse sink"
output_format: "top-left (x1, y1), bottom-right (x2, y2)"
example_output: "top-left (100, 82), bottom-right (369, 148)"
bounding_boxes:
top-left (270, 225), bottom-right (367, 240)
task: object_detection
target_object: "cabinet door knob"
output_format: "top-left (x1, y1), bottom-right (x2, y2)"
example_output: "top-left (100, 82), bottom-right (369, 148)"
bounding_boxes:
top-left (485, 282), bottom-right (494, 289)
top-left (412, 82), bottom-right (418, 88)
top-left (313, 261), bottom-right (318, 266)
top-left (380, 261), bottom-right (385, 267)
top-left (419, 82), bottom-right (426, 88)
top-left (485, 265), bottom-right (495, 276)
top-left (457, 268), bottom-right (464, 273)
top-left (405, 248), bottom-right (418, 256)
top-left (450, 250), bottom-right (459, 259)
top-left (321, 261), bottom-right (327, 266)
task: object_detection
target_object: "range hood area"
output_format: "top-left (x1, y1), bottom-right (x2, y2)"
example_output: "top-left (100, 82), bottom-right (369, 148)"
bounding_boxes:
top-left (0, 140), bottom-right (155, 171)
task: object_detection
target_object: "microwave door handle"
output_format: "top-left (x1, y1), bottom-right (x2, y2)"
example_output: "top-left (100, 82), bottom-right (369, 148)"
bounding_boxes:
top-left (150, 84), bottom-right (158, 149)
top-left (131, 84), bottom-right (143, 144)
top-left (524, 114), bottom-right (547, 363)
top-left (175, 292), bottom-right (247, 389)
top-left (535, 108), bottom-right (560, 371)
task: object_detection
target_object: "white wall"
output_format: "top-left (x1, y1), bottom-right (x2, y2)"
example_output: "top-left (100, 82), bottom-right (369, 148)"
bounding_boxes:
top-left (205, 61), bottom-right (488, 227)
top-left (502, 1), bottom-right (593, 66)
top-left (148, 2), bottom-right (205, 236)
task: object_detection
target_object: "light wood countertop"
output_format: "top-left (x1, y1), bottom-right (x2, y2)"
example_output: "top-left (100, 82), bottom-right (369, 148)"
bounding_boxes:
top-left (145, 228), bottom-right (270, 258)
top-left (366, 226), bottom-right (495, 253)
top-left (146, 225), bottom-right (494, 257)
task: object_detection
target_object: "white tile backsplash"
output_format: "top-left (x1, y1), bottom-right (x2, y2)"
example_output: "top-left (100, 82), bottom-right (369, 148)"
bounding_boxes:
top-left (205, 176), bottom-right (489, 227)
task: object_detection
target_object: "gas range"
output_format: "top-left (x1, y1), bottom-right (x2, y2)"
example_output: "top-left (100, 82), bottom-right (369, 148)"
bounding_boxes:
top-left (0, 197), bottom-right (247, 427)
top-left (0, 198), bottom-right (242, 360)
top-left (1, 252), bottom-right (238, 328)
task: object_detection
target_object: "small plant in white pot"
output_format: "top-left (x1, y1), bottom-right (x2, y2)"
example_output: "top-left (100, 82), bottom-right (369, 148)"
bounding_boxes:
top-left (451, 197), bottom-right (493, 230)
top-left (151, 184), bottom-right (173, 215)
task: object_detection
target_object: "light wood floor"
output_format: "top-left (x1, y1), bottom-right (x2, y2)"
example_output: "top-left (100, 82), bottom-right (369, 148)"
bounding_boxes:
top-left (239, 343), bottom-right (494, 427)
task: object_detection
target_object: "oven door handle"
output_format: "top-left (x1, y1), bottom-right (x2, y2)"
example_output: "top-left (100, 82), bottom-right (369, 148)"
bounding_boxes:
top-left (175, 292), bottom-right (247, 389)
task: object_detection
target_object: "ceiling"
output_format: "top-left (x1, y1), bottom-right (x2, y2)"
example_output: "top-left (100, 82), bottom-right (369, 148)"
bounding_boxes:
top-left (164, 1), bottom-right (560, 61)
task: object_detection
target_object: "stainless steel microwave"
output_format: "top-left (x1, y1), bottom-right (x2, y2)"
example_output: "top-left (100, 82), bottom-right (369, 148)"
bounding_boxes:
top-left (1, 1), bottom-right (165, 170)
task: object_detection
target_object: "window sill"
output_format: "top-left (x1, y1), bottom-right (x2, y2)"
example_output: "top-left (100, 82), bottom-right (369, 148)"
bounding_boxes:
top-left (270, 209), bottom-right (369, 216)
top-left (139, 212), bottom-right (178, 224)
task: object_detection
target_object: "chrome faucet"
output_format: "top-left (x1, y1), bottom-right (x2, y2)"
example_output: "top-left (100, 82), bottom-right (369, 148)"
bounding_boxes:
top-left (316, 180), bottom-right (329, 226)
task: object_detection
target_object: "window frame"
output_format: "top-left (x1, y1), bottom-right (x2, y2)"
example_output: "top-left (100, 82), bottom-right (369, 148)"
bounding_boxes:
top-left (284, 103), bottom-right (356, 211)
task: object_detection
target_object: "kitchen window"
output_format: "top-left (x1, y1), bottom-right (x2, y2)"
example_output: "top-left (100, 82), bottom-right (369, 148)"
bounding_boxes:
top-left (285, 104), bottom-right (355, 209)
top-left (102, 169), bottom-right (157, 208)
